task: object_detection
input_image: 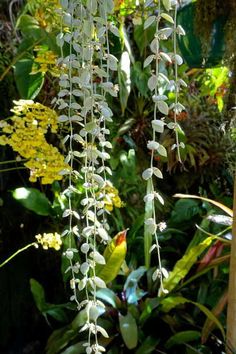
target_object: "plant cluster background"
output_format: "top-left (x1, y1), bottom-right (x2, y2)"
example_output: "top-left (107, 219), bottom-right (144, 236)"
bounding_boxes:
top-left (0, 0), bottom-right (236, 353)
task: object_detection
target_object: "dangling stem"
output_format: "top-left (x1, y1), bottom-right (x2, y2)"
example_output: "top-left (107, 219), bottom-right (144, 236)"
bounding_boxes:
top-left (0, 242), bottom-right (37, 269)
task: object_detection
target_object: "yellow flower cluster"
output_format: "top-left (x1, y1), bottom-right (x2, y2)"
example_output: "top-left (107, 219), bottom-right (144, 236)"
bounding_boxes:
top-left (0, 100), bottom-right (69, 184)
top-left (35, 232), bottom-right (62, 250)
top-left (102, 182), bottom-right (124, 212)
top-left (32, 46), bottom-right (60, 77)
top-left (28, 0), bottom-right (61, 32)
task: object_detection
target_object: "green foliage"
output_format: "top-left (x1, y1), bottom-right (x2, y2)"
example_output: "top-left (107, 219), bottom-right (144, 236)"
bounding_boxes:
top-left (14, 58), bottom-right (44, 99)
top-left (12, 187), bottom-right (53, 216)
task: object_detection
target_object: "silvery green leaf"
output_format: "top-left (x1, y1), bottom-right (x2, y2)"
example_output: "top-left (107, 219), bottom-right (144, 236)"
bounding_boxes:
top-left (63, 209), bottom-right (71, 217)
top-left (180, 142), bottom-right (185, 148)
top-left (62, 134), bottom-right (70, 144)
top-left (94, 276), bottom-right (106, 288)
top-left (158, 72), bottom-right (170, 84)
top-left (93, 174), bottom-right (105, 187)
top-left (152, 94), bottom-right (168, 102)
top-left (160, 52), bottom-right (172, 63)
top-left (107, 54), bottom-right (118, 71)
top-left (178, 79), bottom-right (187, 87)
top-left (86, 0), bottom-right (97, 13)
top-left (144, 55), bottom-right (155, 68)
top-left (152, 269), bottom-right (159, 281)
top-left (152, 119), bottom-right (165, 133)
top-left (58, 115), bottom-right (69, 122)
top-left (60, 0), bottom-right (68, 9)
top-left (97, 26), bottom-right (106, 38)
top-left (97, 227), bottom-right (109, 241)
top-left (176, 25), bottom-right (186, 36)
top-left (63, 13), bottom-right (72, 25)
top-left (72, 225), bottom-right (80, 237)
top-left (161, 13), bottom-right (174, 24)
top-left (71, 115), bottom-right (83, 122)
top-left (162, 0), bottom-right (171, 11)
top-left (167, 122), bottom-right (176, 129)
top-left (101, 106), bottom-right (113, 118)
top-left (148, 75), bottom-right (158, 91)
top-left (71, 102), bottom-right (81, 109)
top-left (110, 25), bottom-right (120, 37)
top-left (81, 243), bottom-right (90, 254)
top-left (144, 0), bottom-right (152, 7)
top-left (175, 54), bottom-right (183, 65)
top-left (64, 33), bottom-right (72, 43)
top-left (96, 325), bottom-right (109, 338)
top-left (80, 262), bottom-right (90, 275)
top-left (171, 143), bottom-right (177, 150)
top-left (153, 167), bottom-right (163, 178)
top-left (72, 90), bottom-right (83, 97)
top-left (105, 166), bottom-right (112, 175)
top-left (162, 267), bottom-right (169, 278)
top-left (150, 38), bottom-right (159, 53)
top-left (144, 193), bottom-right (155, 203)
top-left (58, 101), bottom-right (68, 109)
top-left (147, 140), bottom-right (159, 150)
top-left (56, 33), bottom-right (64, 47)
top-left (73, 43), bottom-right (81, 53)
top-left (83, 20), bottom-right (94, 37)
top-left (58, 89), bottom-right (69, 97)
top-left (155, 192), bottom-right (164, 205)
top-left (142, 168), bottom-right (153, 180)
top-left (94, 67), bottom-right (108, 78)
top-left (78, 278), bottom-right (87, 291)
top-left (59, 80), bottom-right (69, 88)
top-left (72, 210), bottom-right (81, 220)
top-left (73, 134), bottom-right (84, 143)
top-left (90, 251), bottom-right (106, 265)
top-left (85, 121), bottom-right (97, 132)
top-left (144, 15), bottom-right (156, 30)
top-left (157, 144), bottom-right (167, 157)
top-left (83, 226), bottom-right (94, 237)
top-left (145, 218), bottom-right (157, 235)
top-left (149, 244), bottom-right (157, 253)
top-left (73, 151), bottom-right (83, 157)
top-left (158, 27), bottom-right (173, 39)
top-left (157, 100), bottom-right (169, 115)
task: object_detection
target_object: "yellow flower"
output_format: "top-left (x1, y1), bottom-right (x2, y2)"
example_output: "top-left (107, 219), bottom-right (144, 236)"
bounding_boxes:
top-left (1, 100), bottom-right (69, 184)
top-left (35, 232), bottom-right (62, 250)
top-left (32, 47), bottom-right (60, 77)
top-left (102, 181), bottom-right (124, 212)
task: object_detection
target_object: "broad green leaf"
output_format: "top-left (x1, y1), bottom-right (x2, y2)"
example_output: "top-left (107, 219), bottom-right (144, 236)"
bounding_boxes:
top-left (135, 336), bottom-right (159, 354)
top-left (60, 342), bottom-right (87, 354)
top-left (174, 194), bottom-right (233, 217)
top-left (124, 266), bottom-right (147, 304)
top-left (30, 278), bottom-right (46, 313)
top-left (165, 331), bottom-right (201, 349)
top-left (96, 230), bottom-right (127, 283)
top-left (160, 296), bottom-right (225, 340)
top-left (161, 236), bottom-right (214, 293)
top-left (202, 290), bottom-right (228, 343)
top-left (96, 288), bottom-right (119, 308)
top-left (30, 279), bottom-right (68, 323)
top-left (119, 312), bottom-right (138, 349)
top-left (46, 326), bottom-right (77, 354)
top-left (12, 187), bottom-right (52, 216)
top-left (14, 59), bottom-right (44, 99)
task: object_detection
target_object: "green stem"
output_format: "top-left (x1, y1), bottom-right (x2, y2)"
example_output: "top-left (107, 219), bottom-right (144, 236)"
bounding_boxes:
top-left (0, 159), bottom-right (28, 165)
top-left (0, 166), bottom-right (27, 173)
top-left (0, 242), bottom-right (37, 269)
